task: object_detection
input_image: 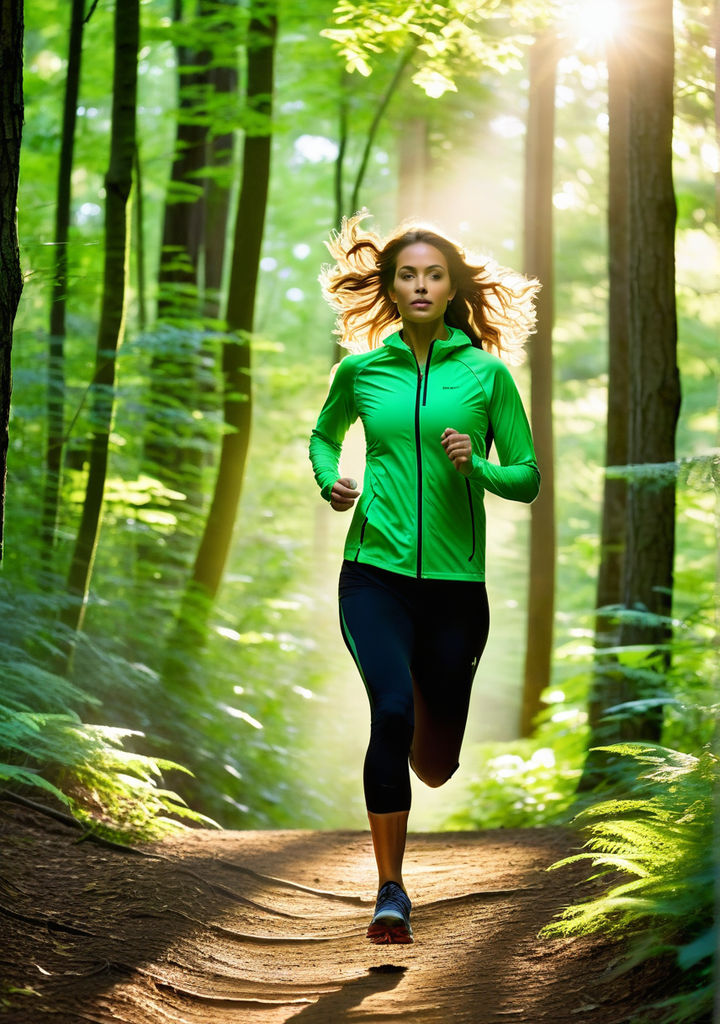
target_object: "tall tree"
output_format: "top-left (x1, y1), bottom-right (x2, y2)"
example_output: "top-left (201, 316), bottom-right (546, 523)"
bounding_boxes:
top-left (0, 0), bottom-right (24, 561)
top-left (579, 33), bottom-right (631, 789)
top-left (582, 0), bottom-right (680, 778)
top-left (172, 0), bottom-right (277, 651)
top-left (155, 0), bottom-right (210, 320)
top-left (60, 0), bottom-right (139, 646)
top-left (40, 0), bottom-right (86, 554)
top-left (617, 0), bottom-right (680, 733)
top-left (142, 0), bottom-right (212, 520)
top-left (520, 31), bottom-right (557, 737)
top-left (203, 54), bottom-right (238, 321)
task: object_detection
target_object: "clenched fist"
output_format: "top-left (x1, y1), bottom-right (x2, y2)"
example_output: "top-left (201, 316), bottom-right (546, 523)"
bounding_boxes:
top-left (441, 428), bottom-right (473, 477)
top-left (330, 477), bottom-right (360, 511)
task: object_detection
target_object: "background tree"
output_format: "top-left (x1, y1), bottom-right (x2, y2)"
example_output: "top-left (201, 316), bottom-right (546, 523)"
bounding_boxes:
top-left (579, 31), bottom-right (631, 789)
top-left (141, 0), bottom-right (213, 540)
top-left (60, 0), bottom-right (140, 647)
top-left (581, 0), bottom-right (681, 777)
top-left (172, 0), bottom-right (278, 654)
top-left (40, 0), bottom-right (85, 554)
top-left (520, 29), bottom-right (558, 737)
top-left (618, 0), bottom-right (680, 731)
top-left (0, 0), bottom-right (24, 560)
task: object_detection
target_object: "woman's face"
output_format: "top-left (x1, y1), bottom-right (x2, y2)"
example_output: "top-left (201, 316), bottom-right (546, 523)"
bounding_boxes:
top-left (388, 242), bottom-right (456, 325)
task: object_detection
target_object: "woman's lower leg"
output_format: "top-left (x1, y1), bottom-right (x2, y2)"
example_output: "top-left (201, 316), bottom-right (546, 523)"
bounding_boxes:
top-left (367, 809), bottom-right (410, 891)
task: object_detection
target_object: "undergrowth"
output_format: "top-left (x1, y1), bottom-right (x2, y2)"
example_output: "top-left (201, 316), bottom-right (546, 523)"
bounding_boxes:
top-left (542, 742), bottom-right (717, 1024)
top-left (0, 582), bottom-right (216, 842)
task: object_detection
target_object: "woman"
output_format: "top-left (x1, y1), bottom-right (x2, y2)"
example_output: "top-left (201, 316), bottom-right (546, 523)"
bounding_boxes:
top-left (309, 214), bottom-right (541, 944)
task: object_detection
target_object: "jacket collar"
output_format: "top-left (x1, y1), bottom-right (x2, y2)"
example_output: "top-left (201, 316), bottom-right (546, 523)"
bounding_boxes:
top-left (382, 326), bottom-right (474, 356)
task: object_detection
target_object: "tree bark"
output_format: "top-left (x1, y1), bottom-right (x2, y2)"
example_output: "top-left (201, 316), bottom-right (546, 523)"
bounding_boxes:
top-left (579, 35), bottom-right (632, 789)
top-left (41, 0), bottom-right (85, 554)
top-left (143, 0), bottom-right (211, 517)
top-left (0, 0), bottom-right (24, 562)
top-left (134, 140), bottom-right (147, 331)
top-left (618, 0), bottom-right (680, 737)
top-left (155, 0), bottom-right (209, 320)
top-left (520, 32), bottom-right (557, 737)
top-left (581, 0), bottom-right (679, 776)
top-left (60, 0), bottom-right (139, 647)
top-left (203, 53), bottom-right (238, 319)
top-left (173, 1), bottom-right (277, 651)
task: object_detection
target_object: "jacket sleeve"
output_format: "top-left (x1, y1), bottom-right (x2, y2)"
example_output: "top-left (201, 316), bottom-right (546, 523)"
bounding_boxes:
top-left (309, 356), bottom-right (359, 502)
top-left (468, 360), bottom-right (540, 503)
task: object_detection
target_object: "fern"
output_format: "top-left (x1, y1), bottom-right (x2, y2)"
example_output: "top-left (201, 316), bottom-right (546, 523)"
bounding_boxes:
top-left (0, 585), bottom-right (218, 841)
top-left (542, 743), bottom-right (717, 1024)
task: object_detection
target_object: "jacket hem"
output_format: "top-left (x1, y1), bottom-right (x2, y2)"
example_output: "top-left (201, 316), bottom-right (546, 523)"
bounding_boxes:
top-left (348, 552), bottom-right (486, 583)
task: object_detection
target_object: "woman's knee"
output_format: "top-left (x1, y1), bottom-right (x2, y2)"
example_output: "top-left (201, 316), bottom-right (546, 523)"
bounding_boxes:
top-left (409, 753), bottom-right (459, 789)
top-left (371, 697), bottom-right (414, 745)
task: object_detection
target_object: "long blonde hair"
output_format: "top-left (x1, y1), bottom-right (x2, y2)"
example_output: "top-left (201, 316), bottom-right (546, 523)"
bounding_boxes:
top-left (320, 213), bottom-right (540, 364)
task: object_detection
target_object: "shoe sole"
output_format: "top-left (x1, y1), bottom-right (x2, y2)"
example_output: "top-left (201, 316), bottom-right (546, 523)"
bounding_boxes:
top-left (367, 920), bottom-right (413, 944)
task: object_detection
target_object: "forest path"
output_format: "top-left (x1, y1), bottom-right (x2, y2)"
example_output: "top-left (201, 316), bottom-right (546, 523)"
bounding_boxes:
top-left (2, 803), bottom-right (663, 1023)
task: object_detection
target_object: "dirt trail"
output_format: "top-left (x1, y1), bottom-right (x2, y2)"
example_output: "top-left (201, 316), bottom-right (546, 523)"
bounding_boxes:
top-left (1, 803), bottom-right (664, 1023)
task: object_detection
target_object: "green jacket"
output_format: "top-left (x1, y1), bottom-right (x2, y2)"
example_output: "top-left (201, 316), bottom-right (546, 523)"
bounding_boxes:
top-left (309, 327), bottom-right (540, 581)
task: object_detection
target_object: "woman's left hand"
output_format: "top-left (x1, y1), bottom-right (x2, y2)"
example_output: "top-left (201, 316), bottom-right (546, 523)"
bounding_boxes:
top-left (441, 427), bottom-right (473, 477)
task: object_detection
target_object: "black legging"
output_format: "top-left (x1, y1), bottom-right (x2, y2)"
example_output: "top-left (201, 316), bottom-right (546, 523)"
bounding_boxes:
top-left (339, 559), bottom-right (490, 814)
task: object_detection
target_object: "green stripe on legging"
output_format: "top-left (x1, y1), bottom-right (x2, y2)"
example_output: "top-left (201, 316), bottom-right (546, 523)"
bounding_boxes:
top-left (339, 602), bottom-right (374, 708)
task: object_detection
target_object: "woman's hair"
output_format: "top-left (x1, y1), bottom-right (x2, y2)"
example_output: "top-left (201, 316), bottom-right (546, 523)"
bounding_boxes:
top-left (320, 212), bottom-right (540, 364)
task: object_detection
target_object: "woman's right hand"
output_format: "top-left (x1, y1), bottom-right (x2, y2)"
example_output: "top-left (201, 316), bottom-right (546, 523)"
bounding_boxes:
top-left (330, 477), bottom-right (360, 512)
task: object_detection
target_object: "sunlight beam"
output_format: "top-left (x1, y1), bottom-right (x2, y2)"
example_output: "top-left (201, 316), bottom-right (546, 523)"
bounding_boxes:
top-left (566, 0), bottom-right (624, 48)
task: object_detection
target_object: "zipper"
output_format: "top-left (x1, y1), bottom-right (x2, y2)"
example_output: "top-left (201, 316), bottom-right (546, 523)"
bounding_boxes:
top-left (465, 479), bottom-right (476, 562)
top-left (414, 340), bottom-right (435, 577)
top-left (354, 493), bottom-right (376, 560)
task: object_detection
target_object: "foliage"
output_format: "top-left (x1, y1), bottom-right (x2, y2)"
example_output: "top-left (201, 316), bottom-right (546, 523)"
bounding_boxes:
top-left (322, 0), bottom-right (526, 96)
top-left (7, 0), bottom-right (718, 846)
top-left (0, 582), bottom-right (215, 841)
top-left (541, 743), bottom-right (717, 1024)
top-left (443, 736), bottom-right (581, 829)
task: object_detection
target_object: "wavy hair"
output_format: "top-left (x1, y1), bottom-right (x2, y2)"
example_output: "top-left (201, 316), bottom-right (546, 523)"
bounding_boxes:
top-left (320, 213), bottom-right (540, 364)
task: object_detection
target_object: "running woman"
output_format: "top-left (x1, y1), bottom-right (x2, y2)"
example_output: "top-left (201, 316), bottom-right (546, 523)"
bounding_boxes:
top-left (309, 214), bottom-right (541, 944)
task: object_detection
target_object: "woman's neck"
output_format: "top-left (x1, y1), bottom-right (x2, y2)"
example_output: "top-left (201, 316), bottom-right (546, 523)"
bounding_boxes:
top-left (400, 318), bottom-right (449, 367)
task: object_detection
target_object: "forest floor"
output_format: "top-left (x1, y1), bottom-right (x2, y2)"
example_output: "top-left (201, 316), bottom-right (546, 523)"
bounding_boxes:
top-left (1, 801), bottom-right (671, 1024)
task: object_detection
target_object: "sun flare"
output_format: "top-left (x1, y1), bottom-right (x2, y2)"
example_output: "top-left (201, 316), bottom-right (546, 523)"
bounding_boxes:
top-left (567, 0), bottom-right (624, 46)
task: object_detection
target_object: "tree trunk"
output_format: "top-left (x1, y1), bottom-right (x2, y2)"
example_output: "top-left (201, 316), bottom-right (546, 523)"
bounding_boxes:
top-left (134, 140), bottom-right (147, 331)
top-left (618, 0), bottom-right (680, 738)
top-left (60, 0), bottom-right (139, 647)
top-left (349, 42), bottom-right (416, 215)
top-left (396, 115), bottom-right (429, 222)
top-left (0, 0), bottom-right (24, 562)
top-left (333, 68), bottom-right (350, 231)
top-left (579, 35), bottom-right (632, 789)
top-left (41, 0), bottom-right (85, 554)
top-left (155, 0), bottom-right (209, 320)
top-left (520, 32), bottom-right (557, 737)
top-left (203, 54), bottom-right (238, 319)
top-left (172, 1), bottom-right (277, 653)
top-left (141, 0), bottom-right (214, 570)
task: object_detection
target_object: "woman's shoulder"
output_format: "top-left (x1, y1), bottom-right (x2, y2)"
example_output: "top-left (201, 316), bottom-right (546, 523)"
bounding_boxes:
top-left (454, 343), bottom-right (508, 376)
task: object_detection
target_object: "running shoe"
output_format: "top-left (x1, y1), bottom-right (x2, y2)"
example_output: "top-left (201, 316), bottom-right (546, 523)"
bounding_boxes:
top-left (366, 881), bottom-right (413, 944)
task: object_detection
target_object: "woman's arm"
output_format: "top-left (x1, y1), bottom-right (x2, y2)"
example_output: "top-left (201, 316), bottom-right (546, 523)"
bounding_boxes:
top-left (467, 361), bottom-right (540, 503)
top-left (309, 357), bottom-right (359, 501)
